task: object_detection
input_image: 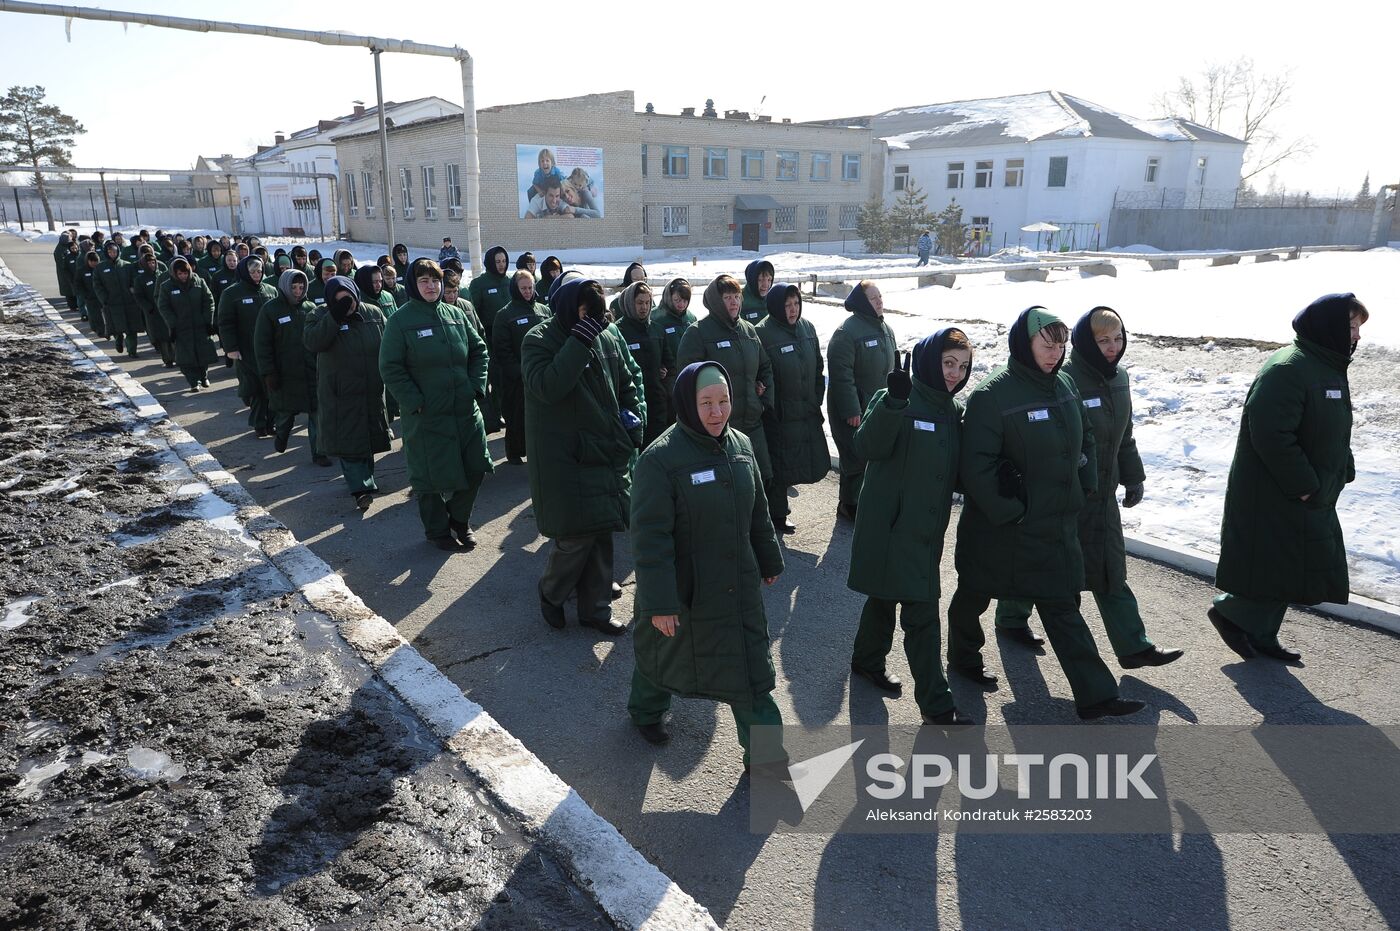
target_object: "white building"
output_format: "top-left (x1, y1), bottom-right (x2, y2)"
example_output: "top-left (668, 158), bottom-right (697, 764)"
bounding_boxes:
top-left (853, 91), bottom-right (1246, 252)
top-left (233, 97), bottom-right (461, 237)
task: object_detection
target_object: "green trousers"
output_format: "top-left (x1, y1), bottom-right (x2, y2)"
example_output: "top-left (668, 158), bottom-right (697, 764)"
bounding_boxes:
top-left (627, 667), bottom-right (784, 765)
top-left (179, 365), bottom-right (207, 389)
top-left (274, 411), bottom-right (319, 457)
top-left (540, 532), bottom-right (615, 622)
top-left (831, 419), bottom-right (864, 509)
top-left (416, 472), bottom-right (486, 540)
top-left (852, 597), bottom-right (954, 717)
top-left (1212, 593), bottom-right (1288, 650)
top-left (947, 586), bottom-right (1118, 709)
top-left (996, 583), bottom-right (1154, 659)
top-left (340, 456), bottom-right (378, 495)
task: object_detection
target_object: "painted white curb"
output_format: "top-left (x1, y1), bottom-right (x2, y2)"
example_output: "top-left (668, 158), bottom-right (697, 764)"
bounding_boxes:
top-left (6, 267), bottom-right (718, 931)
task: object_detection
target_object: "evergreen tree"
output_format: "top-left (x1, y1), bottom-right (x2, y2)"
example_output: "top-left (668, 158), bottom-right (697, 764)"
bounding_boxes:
top-left (888, 182), bottom-right (937, 253)
top-left (856, 197), bottom-right (894, 254)
top-left (0, 86), bottom-right (85, 232)
top-left (934, 199), bottom-right (968, 256)
top-left (1356, 172), bottom-right (1372, 206)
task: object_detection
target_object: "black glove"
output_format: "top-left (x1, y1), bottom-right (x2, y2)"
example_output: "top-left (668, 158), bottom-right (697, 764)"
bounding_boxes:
top-left (330, 293), bottom-right (355, 323)
top-left (996, 459), bottom-right (1026, 504)
top-left (886, 352), bottom-right (912, 402)
top-left (1122, 483), bottom-right (1144, 508)
top-left (264, 373), bottom-right (281, 393)
top-left (570, 316), bottom-right (605, 346)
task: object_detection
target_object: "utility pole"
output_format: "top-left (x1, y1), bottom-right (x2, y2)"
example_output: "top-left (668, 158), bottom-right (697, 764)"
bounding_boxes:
top-left (373, 49), bottom-right (394, 252)
top-left (99, 171), bottom-right (113, 232)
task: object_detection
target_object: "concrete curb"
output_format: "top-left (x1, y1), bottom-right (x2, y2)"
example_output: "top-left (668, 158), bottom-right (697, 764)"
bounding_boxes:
top-left (8, 270), bottom-right (717, 931)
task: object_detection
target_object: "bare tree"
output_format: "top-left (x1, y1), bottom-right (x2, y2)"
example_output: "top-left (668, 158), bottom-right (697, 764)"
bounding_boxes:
top-left (0, 85), bottom-right (86, 231)
top-left (1155, 58), bottom-right (1313, 182)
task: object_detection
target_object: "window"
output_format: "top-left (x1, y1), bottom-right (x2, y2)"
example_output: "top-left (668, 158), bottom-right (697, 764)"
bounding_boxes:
top-left (641, 144), bottom-right (647, 177)
top-left (421, 166), bottom-right (437, 219)
top-left (893, 165), bottom-right (910, 191)
top-left (947, 161), bottom-right (965, 189)
top-left (742, 149), bottom-right (763, 179)
top-left (641, 205), bottom-right (648, 237)
top-left (446, 163), bottom-right (462, 217)
top-left (774, 205), bottom-right (796, 232)
top-left (704, 147), bottom-right (728, 179)
top-left (811, 152), bottom-right (831, 181)
top-left (398, 167), bottom-right (415, 218)
top-left (842, 153), bottom-right (861, 181)
top-left (1004, 158), bottom-right (1024, 187)
top-left (1196, 156), bottom-right (1208, 185)
top-left (362, 170), bottom-right (376, 216)
top-left (777, 150), bottom-right (798, 181)
top-left (1144, 157), bottom-right (1159, 184)
top-left (664, 145), bottom-right (688, 178)
top-left (808, 205), bottom-right (828, 231)
top-left (839, 204), bottom-right (859, 230)
top-left (975, 160), bottom-right (993, 188)
top-left (344, 173), bottom-right (357, 216)
top-left (1047, 156), bottom-right (1068, 188)
top-left (662, 205), bottom-right (688, 236)
top-left (972, 215), bottom-right (989, 226)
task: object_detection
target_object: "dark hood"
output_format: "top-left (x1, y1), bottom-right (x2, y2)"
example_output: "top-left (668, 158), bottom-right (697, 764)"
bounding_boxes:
top-left (235, 255), bottom-right (262, 287)
top-left (744, 259), bottom-right (774, 295)
top-left (316, 258), bottom-right (337, 282)
top-left (547, 269), bottom-right (583, 308)
top-left (508, 273), bottom-right (531, 304)
top-left (103, 242), bottom-right (120, 260)
top-left (672, 361), bottom-right (730, 441)
top-left (764, 283), bottom-right (801, 329)
top-left (1008, 305), bottom-right (1064, 376)
top-left (1293, 292), bottom-right (1363, 358)
top-left (277, 269), bottom-right (308, 303)
top-left (549, 277), bottom-right (593, 332)
top-left (405, 258), bottom-right (440, 302)
top-left (353, 264), bottom-right (382, 297)
top-left (701, 277), bottom-right (738, 328)
top-left (621, 261), bottom-right (647, 286)
top-left (913, 328), bottom-right (972, 395)
top-left (170, 256), bottom-right (193, 279)
top-left (392, 243), bottom-right (409, 262)
top-left (333, 248), bottom-right (355, 268)
top-left (1072, 306), bottom-right (1126, 380)
top-left (516, 252), bottom-right (536, 269)
top-left (323, 275), bottom-right (360, 315)
top-left (290, 244), bottom-right (306, 264)
top-left (844, 284), bottom-right (876, 318)
top-left (483, 245), bottom-right (509, 277)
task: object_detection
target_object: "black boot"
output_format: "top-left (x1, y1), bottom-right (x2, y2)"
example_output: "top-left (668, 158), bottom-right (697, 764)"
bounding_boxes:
top-left (850, 663), bottom-right (903, 695)
top-left (635, 721), bottom-right (670, 745)
top-left (1120, 646), bottom-right (1184, 668)
top-left (1077, 698), bottom-right (1147, 721)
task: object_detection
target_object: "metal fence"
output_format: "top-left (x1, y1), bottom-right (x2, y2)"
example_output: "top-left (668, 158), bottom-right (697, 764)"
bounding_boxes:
top-left (1114, 187), bottom-right (1376, 211)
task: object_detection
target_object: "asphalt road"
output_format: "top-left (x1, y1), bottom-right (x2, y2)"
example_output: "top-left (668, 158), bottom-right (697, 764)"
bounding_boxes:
top-left (5, 234), bottom-right (1398, 930)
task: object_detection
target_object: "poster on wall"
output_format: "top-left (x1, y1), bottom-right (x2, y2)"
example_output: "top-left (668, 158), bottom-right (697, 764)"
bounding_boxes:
top-left (516, 144), bottom-right (605, 219)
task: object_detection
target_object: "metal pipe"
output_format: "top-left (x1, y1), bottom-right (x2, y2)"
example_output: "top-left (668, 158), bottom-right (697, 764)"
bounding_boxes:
top-left (459, 55), bottom-right (483, 277)
top-left (0, 163), bottom-right (336, 180)
top-left (329, 175), bottom-right (339, 240)
top-left (224, 175), bottom-right (237, 236)
top-left (99, 171), bottom-right (113, 231)
top-left (373, 49), bottom-right (394, 252)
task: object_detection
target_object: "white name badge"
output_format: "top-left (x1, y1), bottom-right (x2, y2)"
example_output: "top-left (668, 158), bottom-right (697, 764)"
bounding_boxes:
top-left (780, 344), bottom-right (796, 354)
top-left (1083, 397), bottom-right (1102, 408)
top-left (417, 328), bottom-right (434, 338)
top-left (665, 326), bottom-right (677, 334)
top-left (865, 339), bottom-right (879, 348)
top-left (171, 289), bottom-right (181, 295)
top-left (102, 268), bottom-right (111, 273)
top-left (716, 340), bottom-right (732, 348)
top-left (516, 317), bottom-right (529, 325)
top-left (691, 469), bottom-right (716, 485)
top-left (277, 315), bottom-right (292, 324)
top-left (914, 420), bottom-right (937, 432)
top-left (1027, 409), bottom-right (1049, 422)
top-left (314, 298), bottom-right (325, 305)
top-left (487, 288), bottom-right (498, 294)
top-left (628, 342), bottom-right (641, 350)
top-left (339, 324), bottom-right (350, 331)
top-left (242, 297), bottom-right (254, 304)
top-left (744, 311), bottom-right (759, 318)
top-left (1326, 389), bottom-right (1343, 399)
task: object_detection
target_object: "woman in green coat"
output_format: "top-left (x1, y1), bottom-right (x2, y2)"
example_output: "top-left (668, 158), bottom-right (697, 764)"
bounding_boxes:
top-left (491, 270), bottom-right (550, 464)
top-left (77, 248), bottom-right (104, 336)
top-left (208, 249), bottom-right (239, 305)
top-left (947, 306), bottom-right (1143, 721)
top-left (827, 281), bottom-right (898, 520)
top-left (94, 240), bottom-right (140, 357)
top-left (307, 258), bottom-right (337, 309)
top-left (1209, 293), bottom-right (1369, 663)
top-left (130, 249), bottom-right (173, 367)
top-left (756, 283), bottom-right (828, 534)
top-left (355, 264), bottom-right (400, 422)
top-left (615, 280), bottom-right (673, 448)
top-left (156, 257), bottom-right (218, 391)
top-left (468, 246), bottom-right (512, 434)
top-left (254, 269), bottom-right (327, 465)
top-left (378, 258), bottom-right (493, 552)
top-left (305, 276), bottom-right (391, 511)
top-left (218, 256), bottom-right (278, 438)
top-left (54, 232), bottom-right (78, 313)
top-left (996, 307), bottom-right (1183, 669)
top-left (740, 259), bottom-right (773, 325)
top-left (628, 361), bottom-right (789, 775)
top-left (649, 278), bottom-right (696, 432)
top-left (848, 330), bottom-right (973, 725)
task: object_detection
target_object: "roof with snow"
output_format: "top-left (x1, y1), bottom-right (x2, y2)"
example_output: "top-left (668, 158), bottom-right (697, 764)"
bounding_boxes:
top-left (863, 91), bottom-right (1244, 150)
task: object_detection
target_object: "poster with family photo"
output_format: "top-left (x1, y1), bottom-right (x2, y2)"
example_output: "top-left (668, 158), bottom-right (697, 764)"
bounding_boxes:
top-left (517, 144), bottom-right (605, 220)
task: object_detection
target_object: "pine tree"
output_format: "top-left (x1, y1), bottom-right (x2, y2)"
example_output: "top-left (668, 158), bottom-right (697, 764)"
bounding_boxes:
top-left (0, 86), bottom-right (86, 232)
top-left (856, 197), bottom-right (894, 254)
top-left (888, 182), bottom-right (937, 253)
top-left (935, 199), bottom-right (968, 256)
top-left (1356, 172), bottom-right (1372, 206)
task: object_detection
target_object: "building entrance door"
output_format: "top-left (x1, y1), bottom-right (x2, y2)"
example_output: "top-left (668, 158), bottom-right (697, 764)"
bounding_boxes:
top-left (741, 223), bottom-right (760, 251)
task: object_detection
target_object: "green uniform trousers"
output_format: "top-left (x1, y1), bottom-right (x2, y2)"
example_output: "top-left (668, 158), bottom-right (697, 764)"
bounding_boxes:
top-left (996, 583), bottom-right (1154, 659)
top-left (852, 597), bottom-right (954, 718)
top-left (236, 361), bottom-right (274, 433)
top-left (947, 586), bottom-right (1118, 709)
top-left (1212, 593), bottom-right (1288, 650)
top-left (179, 365), bottom-right (208, 389)
top-left (416, 472), bottom-right (486, 540)
top-left (627, 666), bottom-right (784, 765)
top-left (539, 532), bottom-right (615, 622)
top-left (339, 456), bottom-right (378, 495)
top-left (274, 411), bottom-right (318, 458)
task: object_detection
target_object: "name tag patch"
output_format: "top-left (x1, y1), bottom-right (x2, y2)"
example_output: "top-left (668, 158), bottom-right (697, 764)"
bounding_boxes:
top-left (277, 315), bottom-right (292, 324)
top-left (1326, 389), bottom-right (1343, 399)
top-left (716, 340), bottom-right (732, 349)
top-left (1083, 397), bottom-right (1102, 408)
top-left (417, 328), bottom-right (434, 338)
top-left (171, 289), bottom-right (181, 295)
top-left (487, 288), bottom-right (498, 294)
top-left (339, 324), bottom-right (350, 331)
top-left (665, 326), bottom-right (676, 334)
top-left (628, 342), bottom-right (641, 350)
top-left (516, 317), bottom-right (529, 325)
top-left (914, 420), bottom-right (937, 432)
top-left (691, 469), bottom-right (716, 485)
top-left (1027, 409), bottom-right (1049, 422)
top-left (780, 344), bottom-right (796, 354)
top-left (242, 297), bottom-right (254, 304)
top-left (865, 339), bottom-right (879, 348)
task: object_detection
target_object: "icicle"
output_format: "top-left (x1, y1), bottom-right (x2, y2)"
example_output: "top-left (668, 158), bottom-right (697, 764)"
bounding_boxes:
top-left (64, 17), bottom-right (72, 42)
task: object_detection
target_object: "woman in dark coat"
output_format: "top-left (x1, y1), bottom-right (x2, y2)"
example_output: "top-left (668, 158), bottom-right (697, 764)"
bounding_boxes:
top-left (628, 361), bottom-right (788, 775)
top-left (157, 257), bottom-right (218, 391)
top-left (996, 307), bottom-right (1182, 668)
top-left (1209, 293), bottom-right (1369, 662)
top-left (826, 281), bottom-right (898, 520)
top-left (756, 283), bottom-right (828, 533)
top-left (254, 269), bottom-right (327, 465)
top-left (490, 269), bottom-right (550, 463)
top-left (614, 281), bottom-right (672, 448)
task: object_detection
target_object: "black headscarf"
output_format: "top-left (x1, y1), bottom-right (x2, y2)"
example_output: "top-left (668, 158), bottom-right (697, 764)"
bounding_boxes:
top-left (1072, 306), bottom-right (1126, 379)
top-left (1008, 305), bottom-right (1065, 376)
top-left (353, 264), bottom-right (382, 297)
top-left (235, 254), bottom-right (262, 287)
top-left (912, 328), bottom-right (972, 395)
top-left (764, 283), bottom-right (801, 330)
top-left (405, 258), bottom-right (441, 303)
top-left (844, 283), bottom-right (876, 318)
top-left (323, 275), bottom-right (360, 317)
top-left (672, 361), bottom-right (730, 439)
top-left (621, 261), bottom-right (647, 285)
top-left (484, 245), bottom-right (509, 277)
top-left (1293, 292), bottom-right (1364, 358)
top-left (548, 276), bottom-right (588, 332)
top-left (744, 259), bottom-right (774, 295)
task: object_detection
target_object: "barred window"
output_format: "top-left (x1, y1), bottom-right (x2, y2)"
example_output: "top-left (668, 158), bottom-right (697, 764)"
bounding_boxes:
top-left (774, 206), bottom-right (796, 232)
top-left (808, 205), bottom-right (828, 231)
